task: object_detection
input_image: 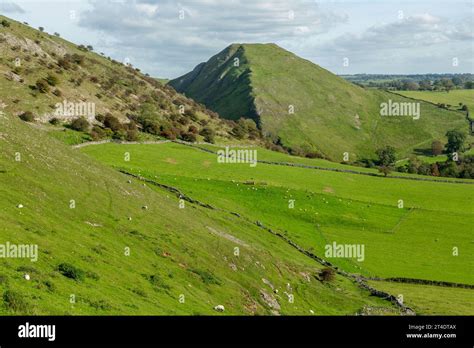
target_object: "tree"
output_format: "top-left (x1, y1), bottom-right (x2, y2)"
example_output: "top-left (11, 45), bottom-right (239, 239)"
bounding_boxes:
top-left (464, 81), bottom-right (474, 89)
top-left (431, 140), bottom-right (444, 156)
top-left (103, 114), bottom-right (122, 132)
top-left (430, 163), bottom-right (440, 177)
top-left (70, 117), bottom-right (90, 132)
top-left (39, 26), bottom-right (44, 32)
top-left (442, 79), bottom-right (454, 93)
top-left (378, 165), bottom-right (392, 177)
top-left (445, 130), bottom-right (466, 156)
top-left (403, 81), bottom-right (419, 91)
top-left (407, 156), bottom-right (421, 174)
top-left (419, 80), bottom-right (432, 90)
top-left (376, 146), bottom-right (396, 167)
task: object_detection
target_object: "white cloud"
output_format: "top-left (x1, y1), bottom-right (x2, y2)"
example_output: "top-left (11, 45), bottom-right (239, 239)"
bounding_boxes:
top-left (78, 0), bottom-right (347, 77)
top-left (0, 1), bottom-right (25, 13)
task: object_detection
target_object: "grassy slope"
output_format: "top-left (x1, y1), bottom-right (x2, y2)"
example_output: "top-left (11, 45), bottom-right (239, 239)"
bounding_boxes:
top-left (0, 15), bottom-right (234, 142)
top-left (81, 142), bottom-right (474, 314)
top-left (170, 44), bottom-right (258, 122)
top-left (170, 44), bottom-right (471, 160)
top-left (0, 113), bottom-right (400, 315)
top-left (82, 143), bottom-right (474, 282)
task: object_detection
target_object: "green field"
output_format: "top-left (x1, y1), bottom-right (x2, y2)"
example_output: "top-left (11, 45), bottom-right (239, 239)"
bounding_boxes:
top-left (81, 141), bottom-right (474, 314)
top-left (397, 89), bottom-right (474, 111)
top-left (0, 113), bottom-right (407, 315)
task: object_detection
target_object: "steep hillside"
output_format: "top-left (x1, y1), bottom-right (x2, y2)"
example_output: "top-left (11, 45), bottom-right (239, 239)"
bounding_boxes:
top-left (170, 43), bottom-right (470, 160)
top-left (0, 15), bottom-right (243, 144)
top-left (0, 108), bottom-right (403, 315)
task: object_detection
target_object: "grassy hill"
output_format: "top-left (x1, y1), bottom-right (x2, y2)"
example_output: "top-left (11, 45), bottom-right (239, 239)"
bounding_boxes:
top-left (170, 43), bottom-right (471, 160)
top-left (0, 108), bottom-right (406, 315)
top-left (0, 15), bottom-right (240, 144)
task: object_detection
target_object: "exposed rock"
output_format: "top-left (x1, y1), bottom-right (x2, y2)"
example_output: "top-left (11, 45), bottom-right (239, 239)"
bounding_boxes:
top-left (260, 290), bottom-right (280, 311)
top-left (262, 278), bottom-right (274, 290)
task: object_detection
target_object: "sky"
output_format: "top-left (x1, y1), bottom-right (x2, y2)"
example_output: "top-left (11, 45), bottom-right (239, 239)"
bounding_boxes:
top-left (1, 0), bottom-right (473, 78)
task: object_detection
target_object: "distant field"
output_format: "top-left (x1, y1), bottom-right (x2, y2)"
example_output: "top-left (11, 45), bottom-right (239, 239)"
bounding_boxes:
top-left (397, 89), bottom-right (474, 111)
top-left (368, 281), bottom-right (474, 315)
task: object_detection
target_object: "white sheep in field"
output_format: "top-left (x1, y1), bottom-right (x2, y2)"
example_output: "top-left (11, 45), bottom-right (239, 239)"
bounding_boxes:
top-left (214, 305), bottom-right (225, 312)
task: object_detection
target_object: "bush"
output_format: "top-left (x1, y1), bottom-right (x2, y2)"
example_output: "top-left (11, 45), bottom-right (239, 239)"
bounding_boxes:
top-left (45, 73), bottom-right (59, 86)
top-left (57, 263), bottom-right (85, 281)
top-left (103, 114), bottom-right (122, 132)
top-left (112, 129), bottom-right (127, 140)
top-left (71, 53), bottom-right (85, 65)
top-left (57, 56), bottom-right (71, 70)
top-left (431, 140), bottom-right (443, 156)
top-left (378, 165), bottom-right (392, 177)
top-left (180, 132), bottom-right (197, 143)
top-left (70, 117), bottom-right (90, 132)
top-left (190, 269), bottom-right (221, 285)
top-left (3, 290), bottom-right (29, 313)
top-left (90, 125), bottom-right (106, 140)
top-left (35, 78), bottom-right (49, 93)
top-left (52, 88), bottom-right (62, 97)
top-left (49, 117), bottom-right (61, 125)
top-left (19, 111), bottom-right (35, 122)
top-left (126, 129), bottom-right (139, 141)
top-left (1, 20), bottom-right (10, 28)
top-left (199, 127), bottom-right (215, 143)
top-left (305, 151), bottom-right (322, 159)
top-left (319, 267), bottom-right (335, 282)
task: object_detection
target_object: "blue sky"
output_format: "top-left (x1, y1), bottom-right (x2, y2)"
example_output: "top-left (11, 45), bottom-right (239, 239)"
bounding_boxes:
top-left (1, 0), bottom-right (473, 78)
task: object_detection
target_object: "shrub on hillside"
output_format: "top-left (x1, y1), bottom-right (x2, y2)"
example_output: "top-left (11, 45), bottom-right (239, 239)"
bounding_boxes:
top-left (90, 125), bottom-right (106, 140)
top-left (45, 73), bottom-right (59, 86)
top-left (375, 146), bottom-right (396, 167)
top-left (57, 56), bottom-right (71, 70)
top-left (35, 79), bottom-right (49, 93)
top-left (188, 125), bottom-right (198, 134)
top-left (319, 267), bottom-right (335, 282)
top-left (305, 151), bottom-right (322, 159)
top-left (199, 127), bottom-right (215, 143)
top-left (103, 114), bottom-right (122, 132)
top-left (160, 128), bottom-right (177, 140)
top-left (3, 290), bottom-right (29, 313)
top-left (49, 118), bottom-right (61, 125)
top-left (125, 129), bottom-right (139, 141)
top-left (70, 117), bottom-right (90, 132)
top-left (180, 131), bottom-right (197, 143)
top-left (71, 53), bottom-right (84, 65)
top-left (431, 140), bottom-right (444, 156)
top-left (112, 129), bottom-right (127, 140)
top-left (1, 20), bottom-right (10, 28)
top-left (57, 263), bottom-right (85, 281)
top-left (19, 111), bottom-right (35, 122)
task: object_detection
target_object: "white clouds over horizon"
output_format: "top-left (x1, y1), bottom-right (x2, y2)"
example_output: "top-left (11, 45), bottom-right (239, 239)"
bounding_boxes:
top-left (2, 0), bottom-right (473, 77)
